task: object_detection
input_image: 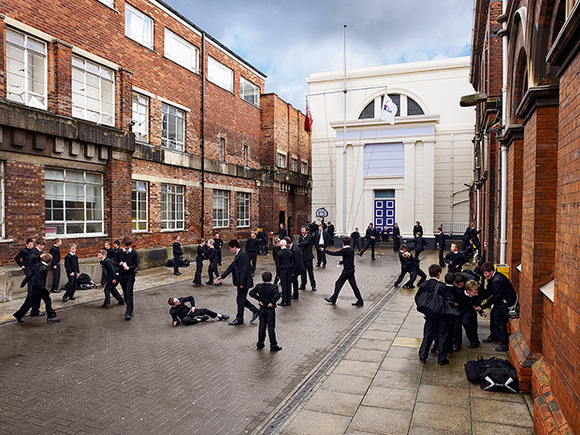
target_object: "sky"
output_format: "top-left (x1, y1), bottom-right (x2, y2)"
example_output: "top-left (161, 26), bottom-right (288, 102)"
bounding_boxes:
top-left (162, 0), bottom-right (474, 112)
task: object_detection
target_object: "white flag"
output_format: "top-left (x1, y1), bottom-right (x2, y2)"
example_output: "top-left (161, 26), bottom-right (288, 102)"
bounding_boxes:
top-left (379, 94), bottom-right (397, 125)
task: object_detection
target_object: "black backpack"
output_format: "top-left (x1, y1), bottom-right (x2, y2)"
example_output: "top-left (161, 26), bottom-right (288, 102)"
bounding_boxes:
top-left (464, 357), bottom-right (519, 393)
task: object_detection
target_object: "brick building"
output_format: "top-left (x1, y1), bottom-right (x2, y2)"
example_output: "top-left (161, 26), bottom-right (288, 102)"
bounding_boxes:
top-left (0, 0), bottom-right (311, 299)
top-left (467, 0), bottom-right (579, 433)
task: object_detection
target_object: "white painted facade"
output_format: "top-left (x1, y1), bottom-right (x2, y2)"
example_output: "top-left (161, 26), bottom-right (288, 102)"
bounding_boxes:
top-left (307, 57), bottom-right (476, 239)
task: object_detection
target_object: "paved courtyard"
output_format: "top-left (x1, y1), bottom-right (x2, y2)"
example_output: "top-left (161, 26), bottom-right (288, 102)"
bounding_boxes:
top-left (0, 247), bottom-right (533, 434)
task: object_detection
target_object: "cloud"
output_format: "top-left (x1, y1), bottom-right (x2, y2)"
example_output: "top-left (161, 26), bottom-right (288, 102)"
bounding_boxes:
top-left (162, 0), bottom-right (474, 111)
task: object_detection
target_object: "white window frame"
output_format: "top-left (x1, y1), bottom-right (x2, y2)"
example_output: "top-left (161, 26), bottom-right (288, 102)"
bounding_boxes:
top-left (45, 168), bottom-right (104, 236)
top-left (213, 190), bottom-right (230, 228)
top-left (6, 28), bottom-right (47, 110)
top-left (71, 55), bottom-right (115, 126)
top-left (291, 157), bottom-right (298, 172)
top-left (301, 160), bottom-right (308, 175)
top-left (243, 144), bottom-right (249, 167)
top-left (237, 192), bottom-right (251, 228)
top-left (125, 3), bottom-right (154, 49)
top-left (208, 56), bottom-right (234, 92)
top-left (240, 77), bottom-right (259, 107)
top-left (277, 151), bottom-right (287, 168)
top-left (0, 162), bottom-right (5, 239)
top-left (131, 181), bottom-right (149, 232)
top-left (97, 0), bottom-right (115, 8)
top-left (164, 28), bottom-right (198, 72)
top-left (132, 92), bottom-right (149, 143)
top-left (160, 184), bottom-right (185, 230)
top-left (161, 103), bottom-right (185, 151)
top-left (220, 137), bottom-right (226, 161)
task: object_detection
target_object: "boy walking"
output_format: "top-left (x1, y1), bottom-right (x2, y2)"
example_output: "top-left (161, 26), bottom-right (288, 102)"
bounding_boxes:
top-left (49, 238), bottom-right (62, 293)
top-left (249, 271), bottom-right (282, 351)
top-left (63, 243), bottom-right (80, 302)
top-left (115, 237), bottom-right (139, 321)
top-left (324, 236), bottom-right (364, 306)
top-left (97, 249), bottom-right (124, 308)
top-left (173, 235), bottom-right (183, 276)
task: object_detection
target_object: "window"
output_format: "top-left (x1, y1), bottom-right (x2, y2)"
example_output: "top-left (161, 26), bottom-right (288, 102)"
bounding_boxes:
top-left (45, 169), bottom-right (104, 235)
top-left (72, 56), bottom-right (115, 126)
top-left (132, 93), bottom-right (149, 143)
top-left (161, 103), bottom-right (185, 151)
top-left (131, 181), bottom-right (148, 231)
top-left (301, 160), bottom-right (308, 175)
top-left (237, 192), bottom-right (250, 228)
top-left (364, 143), bottom-right (404, 177)
top-left (291, 157), bottom-right (298, 172)
top-left (243, 144), bottom-right (249, 167)
top-left (240, 77), bottom-right (259, 106)
top-left (160, 184), bottom-right (184, 230)
top-left (213, 190), bottom-right (230, 228)
top-left (125, 3), bottom-right (154, 49)
top-left (208, 57), bottom-right (233, 92)
top-left (165, 28), bottom-right (198, 72)
top-left (219, 137), bottom-right (226, 161)
top-left (97, 0), bottom-right (115, 7)
top-left (6, 28), bottom-right (47, 109)
top-left (359, 94), bottom-right (425, 119)
top-left (277, 152), bottom-right (287, 168)
top-left (0, 162), bottom-right (4, 239)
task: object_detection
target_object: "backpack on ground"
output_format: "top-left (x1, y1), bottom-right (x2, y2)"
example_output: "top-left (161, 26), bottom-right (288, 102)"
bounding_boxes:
top-left (464, 357), bottom-right (519, 393)
top-left (77, 273), bottom-right (96, 289)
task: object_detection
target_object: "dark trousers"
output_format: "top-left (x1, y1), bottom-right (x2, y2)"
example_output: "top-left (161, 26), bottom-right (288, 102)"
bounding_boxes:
top-left (216, 249), bottom-right (222, 266)
top-left (414, 249), bottom-right (423, 259)
top-left (360, 239), bottom-right (376, 259)
top-left (14, 288), bottom-right (57, 319)
top-left (279, 268), bottom-right (292, 304)
top-left (316, 246), bottom-right (326, 266)
top-left (439, 250), bottom-right (445, 267)
top-left (490, 302), bottom-right (509, 345)
top-left (103, 281), bottom-right (123, 306)
top-left (291, 273), bottom-right (300, 298)
top-left (415, 268), bottom-right (427, 286)
top-left (394, 268), bottom-right (416, 287)
top-left (183, 308), bottom-right (217, 324)
top-left (393, 237), bottom-right (401, 252)
top-left (100, 266), bottom-right (107, 286)
top-left (235, 286), bottom-right (258, 322)
top-left (248, 253), bottom-right (257, 274)
top-left (418, 315), bottom-right (451, 364)
top-left (453, 307), bottom-right (479, 348)
top-left (193, 260), bottom-right (204, 284)
top-left (64, 273), bottom-right (78, 298)
top-left (51, 266), bottom-right (61, 292)
top-left (118, 274), bottom-right (135, 316)
top-left (300, 259), bottom-right (316, 289)
top-left (207, 262), bottom-right (219, 284)
top-left (173, 254), bottom-right (181, 274)
top-left (260, 240), bottom-right (268, 255)
top-left (353, 239), bottom-right (362, 251)
top-left (24, 271), bottom-right (41, 314)
top-left (329, 270), bottom-right (363, 303)
top-left (257, 309), bottom-right (277, 348)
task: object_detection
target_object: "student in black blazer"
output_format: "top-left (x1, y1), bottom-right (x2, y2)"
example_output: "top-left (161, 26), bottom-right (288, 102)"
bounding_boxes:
top-left (115, 237), bottom-right (139, 321)
top-left (49, 238), bottom-right (62, 293)
top-left (97, 249), bottom-right (124, 307)
top-left (173, 235), bottom-right (183, 276)
top-left (215, 239), bottom-right (259, 325)
top-left (435, 226), bottom-right (446, 267)
top-left (245, 231), bottom-right (260, 274)
top-left (324, 236), bottom-right (364, 306)
top-left (275, 239), bottom-right (294, 306)
top-left (392, 223), bottom-right (402, 252)
top-left (359, 223), bottom-right (378, 260)
top-left (63, 243), bottom-right (80, 302)
top-left (298, 226), bottom-right (317, 291)
top-left (314, 224), bottom-right (331, 267)
top-left (289, 237), bottom-right (305, 300)
top-left (249, 271), bottom-right (282, 351)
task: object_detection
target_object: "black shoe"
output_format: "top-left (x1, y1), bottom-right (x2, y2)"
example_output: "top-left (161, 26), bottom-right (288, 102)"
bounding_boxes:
top-left (206, 281), bottom-right (214, 285)
top-left (217, 314), bottom-right (230, 321)
top-left (192, 282), bottom-right (204, 286)
top-left (431, 347), bottom-right (437, 353)
top-left (419, 358), bottom-right (427, 363)
top-left (371, 257), bottom-right (375, 261)
top-left (270, 346), bottom-right (282, 352)
top-left (357, 253), bottom-right (363, 257)
top-left (278, 302), bottom-right (290, 306)
top-left (251, 312), bottom-right (260, 323)
top-left (31, 311), bottom-right (46, 317)
top-left (452, 346), bottom-right (461, 352)
top-left (298, 286), bottom-right (306, 290)
top-left (68, 296), bottom-right (76, 301)
top-left (256, 343), bottom-right (265, 350)
top-left (174, 272), bottom-right (182, 276)
top-left (118, 300), bottom-right (125, 305)
top-left (495, 345), bottom-right (509, 352)
top-left (125, 314), bottom-right (131, 321)
top-left (62, 296), bottom-right (69, 302)
top-left (352, 301), bottom-right (364, 307)
top-left (47, 316), bottom-right (61, 323)
top-left (229, 319), bottom-right (243, 325)
top-left (291, 295), bottom-right (299, 300)
top-left (468, 342), bottom-right (480, 349)
top-left (402, 285), bottom-right (411, 289)
top-left (324, 297), bottom-right (335, 304)
top-left (315, 264), bottom-right (320, 268)
top-left (438, 359), bottom-right (450, 366)
top-left (322, 264), bottom-right (326, 268)
top-left (482, 336), bottom-right (495, 343)
top-left (101, 304), bottom-right (110, 308)
top-left (50, 289), bottom-right (61, 293)
top-left (13, 314), bottom-right (24, 323)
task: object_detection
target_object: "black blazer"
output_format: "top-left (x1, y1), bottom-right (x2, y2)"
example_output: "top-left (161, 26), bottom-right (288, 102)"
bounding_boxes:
top-left (392, 226), bottom-right (401, 238)
top-left (444, 251), bottom-right (466, 273)
top-left (435, 232), bottom-right (446, 251)
top-left (415, 278), bottom-right (454, 314)
top-left (221, 250), bottom-right (253, 289)
top-left (173, 242), bottom-right (183, 256)
top-left (273, 227), bottom-right (287, 240)
top-left (115, 249), bottom-right (139, 277)
top-left (169, 296), bottom-right (196, 323)
top-left (21, 262), bottom-right (50, 293)
top-left (206, 247), bottom-right (218, 264)
top-left (482, 271), bottom-right (517, 308)
top-left (14, 247), bottom-right (34, 269)
top-left (314, 230), bottom-right (331, 247)
top-left (365, 227), bottom-right (378, 240)
top-left (290, 244), bottom-right (305, 274)
top-left (64, 253), bottom-right (79, 275)
top-left (276, 248), bottom-right (294, 276)
top-left (325, 246), bottom-right (355, 273)
top-left (298, 233), bottom-right (314, 260)
top-left (249, 283), bottom-right (280, 309)
top-left (245, 237), bottom-right (260, 254)
top-left (413, 225), bottom-right (423, 236)
top-left (50, 245), bottom-right (61, 267)
top-left (101, 258), bottom-right (118, 284)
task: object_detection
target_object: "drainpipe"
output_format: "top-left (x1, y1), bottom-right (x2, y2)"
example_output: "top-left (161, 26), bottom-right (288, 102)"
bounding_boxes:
top-left (499, 0), bottom-right (508, 264)
top-left (201, 32), bottom-right (206, 239)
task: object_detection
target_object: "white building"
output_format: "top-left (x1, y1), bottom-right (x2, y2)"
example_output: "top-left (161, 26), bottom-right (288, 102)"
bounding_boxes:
top-left (307, 57), bottom-right (476, 240)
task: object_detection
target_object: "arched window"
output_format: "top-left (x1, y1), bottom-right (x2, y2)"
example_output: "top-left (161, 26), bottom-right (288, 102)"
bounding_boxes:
top-left (358, 93), bottom-right (424, 119)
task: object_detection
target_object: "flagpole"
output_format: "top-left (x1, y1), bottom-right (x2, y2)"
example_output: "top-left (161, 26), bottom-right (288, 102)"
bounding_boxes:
top-left (342, 24), bottom-right (347, 236)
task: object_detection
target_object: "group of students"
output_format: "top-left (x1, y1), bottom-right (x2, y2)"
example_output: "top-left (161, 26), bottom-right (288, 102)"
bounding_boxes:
top-left (13, 236), bottom-right (139, 323)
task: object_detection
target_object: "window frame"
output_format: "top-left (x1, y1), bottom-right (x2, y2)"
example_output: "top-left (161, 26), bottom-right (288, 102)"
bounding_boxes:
top-left (71, 55), bottom-right (115, 126)
top-left (97, 0), bottom-right (115, 8)
top-left (160, 183), bottom-right (185, 231)
top-left (208, 56), bottom-right (234, 93)
top-left (213, 190), bottom-right (230, 229)
top-left (131, 180), bottom-right (149, 232)
top-left (242, 144), bottom-right (249, 167)
top-left (161, 103), bottom-right (185, 151)
top-left (236, 192), bottom-right (251, 228)
top-left (219, 137), bottom-right (226, 162)
top-left (164, 28), bottom-right (199, 73)
top-left (277, 151), bottom-right (287, 168)
top-left (125, 3), bottom-right (154, 49)
top-left (132, 92), bottom-right (149, 143)
top-left (6, 28), bottom-right (48, 110)
top-left (240, 76), bottom-right (260, 107)
top-left (45, 168), bottom-right (105, 237)
top-left (291, 157), bottom-right (298, 172)
top-left (301, 160), bottom-right (308, 175)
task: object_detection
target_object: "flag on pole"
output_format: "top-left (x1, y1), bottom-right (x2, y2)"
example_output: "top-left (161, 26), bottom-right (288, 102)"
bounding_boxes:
top-left (304, 98), bottom-right (313, 133)
top-left (379, 94), bottom-right (397, 125)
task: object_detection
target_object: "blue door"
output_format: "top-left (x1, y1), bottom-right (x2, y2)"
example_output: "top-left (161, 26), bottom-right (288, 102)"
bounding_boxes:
top-left (374, 190), bottom-right (395, 232)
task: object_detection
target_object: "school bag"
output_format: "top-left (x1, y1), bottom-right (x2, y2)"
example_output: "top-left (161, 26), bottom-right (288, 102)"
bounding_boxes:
top-left (464, 357), bottom-right (519, 393)
top-left (77, 273), bottom-right (96, 289)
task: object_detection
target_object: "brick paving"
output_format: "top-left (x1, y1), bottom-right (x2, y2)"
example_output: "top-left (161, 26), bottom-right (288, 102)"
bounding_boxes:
top-left (0, 247), bottom-right (534, 434)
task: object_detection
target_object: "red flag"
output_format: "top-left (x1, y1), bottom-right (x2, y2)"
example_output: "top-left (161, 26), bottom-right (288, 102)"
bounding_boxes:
top-left (304, 100), bottom-right (313, 133)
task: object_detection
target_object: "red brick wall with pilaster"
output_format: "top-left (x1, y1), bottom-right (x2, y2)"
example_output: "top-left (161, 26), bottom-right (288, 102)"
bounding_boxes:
top-left (519, 105), bottom-right (558, 353)
top-left (104, 153), bottom-right (133, 240)
top-left (506, 138), bottom-right (523, 291)
top-left (0, 18), bottom-right (6, 99)
top-left (50, 41), bottom-right (72, 116)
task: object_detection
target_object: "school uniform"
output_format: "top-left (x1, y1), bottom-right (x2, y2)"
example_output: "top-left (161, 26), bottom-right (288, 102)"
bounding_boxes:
top-left (205, 247), bottom-right (219, 284)
top-left (272, 244), bottom-right (281, 285)
top-left (115, 248), bottom-right (139, 319)
top-left (482, 271), bottom-right (517, 349)
top-left (413, 224), bottom-right (424, 236)
top-left (276, 248), bottom-right (294, 305)
top-left (350, 230), bottom-right (361, 251)
top-left (324, 245), bottom-right (363, 305)
top-left (249, 283), bottom-right (280, 350)
top-left (451, 286), bottom-right (480, 350)
top-left (394, 251), bottom-right (417, 288)
top-left (173, 241), bottom-right (183, 275)
top-left (169, 296), bottom-right (219, 325)
top-left (14, 261), bottom-right (58, 321)
top-left (220, 249), bottom-right (258, 323)
top-left (245, 237), bottom-right (260, 274)
top-left (298, 233), bottom-right (316, 290)
top-left (273, 227), bottom-right (287, 240)
top-left (100, 257), bottom-right (124, 307)
top-left (193, 245), bottom-right (206, 285)
top-left (435, 231), bottom-right (447, 267)
top-left (444, 251), bottom-right (466, 273)
top-left (359, 227), bottom-right (378, 260)
top-left (392, 226), bottom-right (401, 252)
top-left (213, 237), bottom-right (223, 266)
top-left (49, 244), bottom-right (61, 292)
top-left (413, 234), bottom-right (426, 259)
top-left (314, 229), bottom-right (331, 267)
top-left (63, 252), bottom-right (79, 301)
top-left (290, 243), bottom-right (305, 299)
